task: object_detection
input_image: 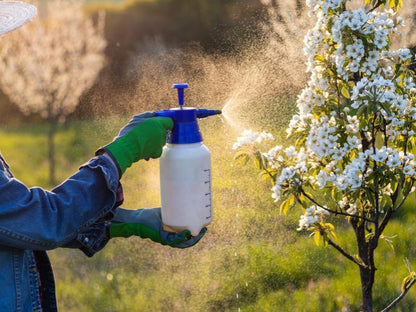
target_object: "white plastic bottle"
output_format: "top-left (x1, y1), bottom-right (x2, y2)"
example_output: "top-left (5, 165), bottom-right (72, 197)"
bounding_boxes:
top-left (160, 142), bottom-right (212, 236)
top-left (155, 83), bottom-right (221, 236)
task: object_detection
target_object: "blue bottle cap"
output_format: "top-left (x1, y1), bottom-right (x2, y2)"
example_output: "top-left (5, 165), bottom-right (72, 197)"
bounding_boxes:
top-left (155, 84), bottom-right (221, 143)
top-left (167, 107), bottom-right (202, 144)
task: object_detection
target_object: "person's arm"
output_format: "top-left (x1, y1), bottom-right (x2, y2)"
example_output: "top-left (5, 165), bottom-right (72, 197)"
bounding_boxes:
top-left (0, 112), bottom-right (173, 252)
top-left (62, 180), bottom-right (124, 257)
top-left (0, 155), bottom-right (119, 251)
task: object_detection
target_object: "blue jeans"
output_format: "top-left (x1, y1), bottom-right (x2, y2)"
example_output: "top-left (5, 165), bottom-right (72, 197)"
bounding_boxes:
top-left (0, 153), bottom-right (121, 311)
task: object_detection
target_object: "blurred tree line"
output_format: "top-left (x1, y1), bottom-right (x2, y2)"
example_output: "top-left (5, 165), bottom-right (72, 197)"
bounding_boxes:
top-left (0, 0), bottom-right (266, 124)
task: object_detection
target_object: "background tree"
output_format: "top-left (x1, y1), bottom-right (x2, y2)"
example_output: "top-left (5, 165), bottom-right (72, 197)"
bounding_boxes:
top-left (234, 0), bottom-right (416, 310)
top-left (0, 0), bottom-right (106, 184)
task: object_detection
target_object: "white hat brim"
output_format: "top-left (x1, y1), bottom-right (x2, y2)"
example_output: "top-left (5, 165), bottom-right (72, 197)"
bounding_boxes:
top-left (0, 1), bottom-right (36, 36)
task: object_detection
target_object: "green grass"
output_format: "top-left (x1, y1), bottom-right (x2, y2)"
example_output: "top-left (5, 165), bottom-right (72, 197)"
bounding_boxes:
top-left (2, 114), bottom-right (416, 311)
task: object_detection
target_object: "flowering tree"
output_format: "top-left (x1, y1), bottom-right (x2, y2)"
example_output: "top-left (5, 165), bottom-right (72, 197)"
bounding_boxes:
top-left (234, 0), bottom-right (416, 310)
top-left (0, 0), bottom-right (106, 184)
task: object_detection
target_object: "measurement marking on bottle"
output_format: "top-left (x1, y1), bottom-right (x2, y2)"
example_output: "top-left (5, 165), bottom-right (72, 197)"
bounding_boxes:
top-left (204, 168), bottom-right (212, 220)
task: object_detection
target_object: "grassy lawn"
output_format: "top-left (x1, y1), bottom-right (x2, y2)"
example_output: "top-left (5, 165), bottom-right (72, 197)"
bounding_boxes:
top-left (1, 110), bottom-right (416, 311)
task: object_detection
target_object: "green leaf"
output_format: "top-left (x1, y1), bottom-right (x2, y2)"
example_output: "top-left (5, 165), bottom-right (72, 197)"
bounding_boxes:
top-left (365, 188), bottom-right (375, 207)
top-left (260, 168), bottom-right (277, 183)
top-left (401, 271), bottom-right (416, 292)
top-left (331, 187), bottom-right (343, 202)
top-left (254, 151), bottom-right (265, 171)
top-left (387, 0), bottom-right (402, 10)
top-left (402, 275), bottom-right (412, 292)
top-left (298, 193), bottom-right (308, 208)
top-left (325, 223), bottom-right (335, 231)
top-left (325, 223), bottom-right (337, 240)
top-left (394, 63), bottom-right (401, 75)
top-left (279, 199), bottom-right (290, 215)
top-left (405, 258), bottom-right (413, 273)
top-left (341, 85), bottom-right (350, 99)
top-left (234, 151), bottom-right (250, 165)
top-left (307, 180), bottom-right (316, 191)
top-left (357, 103), bottom-right (367, 117)
top-left (379, 101), bottom-right (392, 115)
top-left (279, 196), bottom-right (295, 215)
top-left (314, 231), bottom-right (321, 246)
top-left (381, 193), bottom-right (393, 211)
top-left (380, 235), bottom-right (396, 251)
top-left (403, 179), bottom-right (413, 196)
top-left (315, 55), bottom-right (326, 62)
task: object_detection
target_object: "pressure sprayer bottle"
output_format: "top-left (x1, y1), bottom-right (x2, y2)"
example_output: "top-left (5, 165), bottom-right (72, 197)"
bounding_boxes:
top-left (155, 83), bottom-right (221, 236)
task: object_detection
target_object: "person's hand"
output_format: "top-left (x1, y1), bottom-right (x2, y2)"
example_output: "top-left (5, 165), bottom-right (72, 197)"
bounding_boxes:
top-left (109, 208), bottom-right (207, 248)
top-left (97, 112), bottom-right (173, 177)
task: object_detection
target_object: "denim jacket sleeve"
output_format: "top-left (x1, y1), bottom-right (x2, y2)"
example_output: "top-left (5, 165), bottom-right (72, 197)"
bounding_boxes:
top-left (62, 221), bottom-right (111, 257)
top-left (0, 155), bottom-right (120, 251)
top-left (63, 184), bottom-right (124, 257)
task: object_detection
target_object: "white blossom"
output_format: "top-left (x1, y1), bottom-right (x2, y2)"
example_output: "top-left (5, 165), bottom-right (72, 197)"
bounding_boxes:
top-left (339, 197), bottom-right (358, 214)
top-left (403, 165), bottom-right (415, 176)
top-left (232, 129), bottom-right (274, 150)
top-left (271, 184), bottom-right (282, 202)
top-left (346, 115), bottom-right (360, 133)
top-left (264, 145), bottom-right (283, 162)
top-left (395, 48), bottom-right (412, 61)
top-left (404, 77), bottom-right (415, 90)
top-left (297, 205), bottom-right (329, 231)
top-left (371, 147), bottom-right (388, 162)
top-left (386, 148), bottom-right (401, 167)
top-left (316, 170), bottom-right (328, 188)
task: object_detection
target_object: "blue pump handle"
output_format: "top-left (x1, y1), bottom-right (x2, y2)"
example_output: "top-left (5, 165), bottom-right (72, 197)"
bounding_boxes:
top-left (172, 83), bottom-right (189, 106)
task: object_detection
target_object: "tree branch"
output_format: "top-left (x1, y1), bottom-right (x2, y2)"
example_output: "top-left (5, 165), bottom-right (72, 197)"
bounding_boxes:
top-left (381, 279), bottom-right (416, 312)
top-left (327, 239), bottom-right (367, 268)
top-left (393, 182), bottom-right (414, 212)
top-left (301, 190), bottom-right (374, 223)
top-left (376, 183), bottom-right (414, 241)
top-left (367, 0), bottom-right (384, 13)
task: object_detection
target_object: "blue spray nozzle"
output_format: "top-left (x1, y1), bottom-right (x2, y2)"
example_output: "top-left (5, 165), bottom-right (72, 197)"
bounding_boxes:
top-left (196, 109), bottom-right (222, 119)
top-left (172, 83), bottom-right (189, 107)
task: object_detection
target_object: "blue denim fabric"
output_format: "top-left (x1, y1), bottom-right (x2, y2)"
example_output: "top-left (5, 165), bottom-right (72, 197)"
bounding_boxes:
top-left (0, 153), bottom-right (120, 311)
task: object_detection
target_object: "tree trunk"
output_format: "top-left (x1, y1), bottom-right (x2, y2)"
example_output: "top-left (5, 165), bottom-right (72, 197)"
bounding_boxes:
top-left (355, 221), bottom-right (375, 312)
top-left (48, 118), bottom-right (58, 185)
top-left (359, 264), bottom-right (373, 312)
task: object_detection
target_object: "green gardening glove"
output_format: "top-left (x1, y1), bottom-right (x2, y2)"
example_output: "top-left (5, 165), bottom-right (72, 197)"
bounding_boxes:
top-left (97, 112), bottom-right (173, 177)
top-left (109, 208), bottom-right (207, 248)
